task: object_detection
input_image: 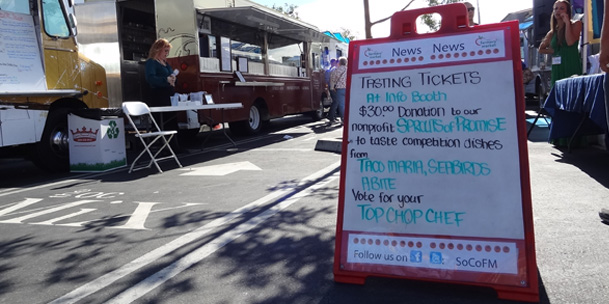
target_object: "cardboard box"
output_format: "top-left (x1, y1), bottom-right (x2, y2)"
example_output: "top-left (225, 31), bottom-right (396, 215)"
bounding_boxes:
top-left (68, 113), bottom-right (126, 172)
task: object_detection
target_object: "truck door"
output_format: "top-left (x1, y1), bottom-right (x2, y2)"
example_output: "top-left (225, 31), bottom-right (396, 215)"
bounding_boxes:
top-left (41, 0), bottom-right (80, 90)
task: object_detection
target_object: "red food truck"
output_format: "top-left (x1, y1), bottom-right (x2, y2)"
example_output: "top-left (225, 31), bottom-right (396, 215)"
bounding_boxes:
top-left (75, 0), bottom-right (338, 135)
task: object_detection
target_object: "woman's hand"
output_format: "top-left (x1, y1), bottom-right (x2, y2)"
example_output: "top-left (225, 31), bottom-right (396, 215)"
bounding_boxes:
top-left (600, 50), bottom-right (609, 73)
top-left (538, 31), bottom-right (555, 54)
top-left (167, 75), bottom-right (176, 87)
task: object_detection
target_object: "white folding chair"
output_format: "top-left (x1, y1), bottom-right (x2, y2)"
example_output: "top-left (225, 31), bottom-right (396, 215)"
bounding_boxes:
top-left (122, 101), bottom-right (183, 173)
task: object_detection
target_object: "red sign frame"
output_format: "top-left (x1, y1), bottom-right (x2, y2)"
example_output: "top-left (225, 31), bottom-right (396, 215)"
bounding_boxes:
top-left (333, 4), bottom-right (538, 302)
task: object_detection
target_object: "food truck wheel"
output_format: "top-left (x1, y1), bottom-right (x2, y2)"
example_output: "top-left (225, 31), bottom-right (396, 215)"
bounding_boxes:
top-left (31, 109), bottom-right (70, 172)
top-left (309, 100), bottom-right (324, 121)
top-left (229, 103), bottom-right (265, 135)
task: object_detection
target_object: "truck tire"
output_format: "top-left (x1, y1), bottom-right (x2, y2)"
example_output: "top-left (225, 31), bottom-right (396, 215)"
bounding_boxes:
top-left (229, 103), bottom-right (265, 135)
top-left (309, 100), bottom-right (324, 121)
top-left (31, 109), bottom-right (71, 172)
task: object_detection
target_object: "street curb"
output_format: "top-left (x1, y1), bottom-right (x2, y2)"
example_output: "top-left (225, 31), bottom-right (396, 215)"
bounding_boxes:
top-left (315, 139), bottom-right (342, 154)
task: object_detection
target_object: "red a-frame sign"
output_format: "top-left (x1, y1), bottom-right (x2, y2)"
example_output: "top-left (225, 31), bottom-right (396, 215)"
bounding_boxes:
top-left (333, 4), bottom-right (538, 302)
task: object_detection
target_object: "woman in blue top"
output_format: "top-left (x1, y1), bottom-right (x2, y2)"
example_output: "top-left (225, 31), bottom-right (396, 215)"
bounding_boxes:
top-left (145, 38), bottom-right (176, 108)
top-left (144, 38), bottom-right (184, 154)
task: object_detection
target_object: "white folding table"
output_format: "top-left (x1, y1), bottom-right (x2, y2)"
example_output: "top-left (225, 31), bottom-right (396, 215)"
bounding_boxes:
top-left (149, 103), bottom-right (243, 149)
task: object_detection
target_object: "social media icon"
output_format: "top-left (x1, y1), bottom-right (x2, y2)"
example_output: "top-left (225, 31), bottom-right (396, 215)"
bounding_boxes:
top-left (410, 250), bottom-right (422, 263)
top-left (430, 252), bottom-right (442, 264)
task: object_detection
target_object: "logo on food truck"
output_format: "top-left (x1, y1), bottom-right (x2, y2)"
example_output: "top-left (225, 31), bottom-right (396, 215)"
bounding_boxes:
top-left (475, 35), bottom-right (498, 48)
top-left (71, 127), bottom-right (99, 142)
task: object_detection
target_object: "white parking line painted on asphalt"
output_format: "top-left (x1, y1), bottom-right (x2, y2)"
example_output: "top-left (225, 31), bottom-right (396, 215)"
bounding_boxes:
top-left (0, 188), bottom-right (18, 194)
top-left (111, 202), bottom-right (157, 230)
top-left (0, 200), bottom-right (99, 224)
top-left (0, 175), bottom-right (108, 198)
top-left (0, 133), bottom-right (295, 200)
top-left (107, 169), bottom-right (340, 304)
top-left (30, 208), bottom-right (96, 226)
top-left (0, 200), bottom-right (206, 229)
top-left (178, 161), bottom-right (262, 176)
top-left (253, 148), bottom-right (313, 152)
top-left (0, 198), bottom-right (43, 217)
top-left (0, 180), bottom-right (86, 198)
top-left (48, 161), bottom-right (341, 304)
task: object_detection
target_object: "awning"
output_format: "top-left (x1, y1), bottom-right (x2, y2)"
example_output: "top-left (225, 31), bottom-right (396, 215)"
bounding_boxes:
top-left (197, 6), bottom-right (329, 43)
top-left (519, 20), bottom-right (533, 30)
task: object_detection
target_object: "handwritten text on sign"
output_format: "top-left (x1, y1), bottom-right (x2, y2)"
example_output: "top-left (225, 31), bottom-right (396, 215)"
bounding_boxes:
top-left (343, 60), bottom-right (524, 240)
top-left (0, 11), bottom-right (46, 91)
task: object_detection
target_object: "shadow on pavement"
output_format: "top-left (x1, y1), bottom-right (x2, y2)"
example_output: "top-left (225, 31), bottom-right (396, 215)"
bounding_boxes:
top-left (551, 145), bottom-right (609, 189)
top-left (126, 174), bottom-right (552, 304)
top-left (1, 112), bottom-right (584, 303)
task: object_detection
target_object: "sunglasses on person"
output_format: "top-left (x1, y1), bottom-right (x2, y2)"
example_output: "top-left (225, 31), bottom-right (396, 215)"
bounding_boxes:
top-left (467, 7), bottom-right (475, 12)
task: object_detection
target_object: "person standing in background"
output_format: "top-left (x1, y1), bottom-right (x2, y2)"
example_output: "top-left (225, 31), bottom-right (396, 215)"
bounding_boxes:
top-left (597, 0), bottom-right (609, 223)
top-left (145, 38), bottom-right (185, 152)
top-left (325, 58), bottom-right (337, 89)
top-left (464, 2), bottom-right (478, 26)
top-left (329, 57), bottom-right (348, 125)
top-left (145, 38), bottom-right (176, 109)
top-left (325, 59), bottom-right (338, 121)
top-left (538, 0), bottom-right (582, 88)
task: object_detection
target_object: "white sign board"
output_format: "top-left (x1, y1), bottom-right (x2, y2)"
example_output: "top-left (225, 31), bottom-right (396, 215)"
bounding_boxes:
top-left (0, 11), bottom-right (46, 91)
top-left (334, 11), bottom-right (537, 299)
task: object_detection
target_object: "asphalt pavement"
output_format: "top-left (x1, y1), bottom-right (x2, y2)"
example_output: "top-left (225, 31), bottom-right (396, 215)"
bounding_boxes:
top-left (521, 109), bottom-right (609, 304)
top-left (1, 112), bottom-right (608, 304)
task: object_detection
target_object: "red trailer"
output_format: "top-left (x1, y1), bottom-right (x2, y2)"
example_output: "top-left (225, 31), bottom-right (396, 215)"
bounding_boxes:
top-left (159, 0), bottom-right (331, 135)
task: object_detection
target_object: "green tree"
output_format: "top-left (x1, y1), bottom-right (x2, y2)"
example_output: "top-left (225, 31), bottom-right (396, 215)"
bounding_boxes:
top-left (340, 27), bottom-right (357, 41)
top-left (363, 0), bottom-right (466, 38)
top-left (270, 3), bottom-right (299, 19)
top-left (421, 0), bottom-right (463, 31)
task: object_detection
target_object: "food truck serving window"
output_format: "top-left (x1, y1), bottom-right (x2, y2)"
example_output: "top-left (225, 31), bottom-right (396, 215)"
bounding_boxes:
top-left (232, 40), bottom-right (262, 62)
top-left (269, 43), bottom-right (301, 65)
top-left (200, 35), bottom-right (218, 58)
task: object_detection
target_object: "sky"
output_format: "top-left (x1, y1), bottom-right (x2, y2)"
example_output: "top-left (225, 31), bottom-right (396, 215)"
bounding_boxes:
top-left (253, 0), bottom-right (534, 39)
